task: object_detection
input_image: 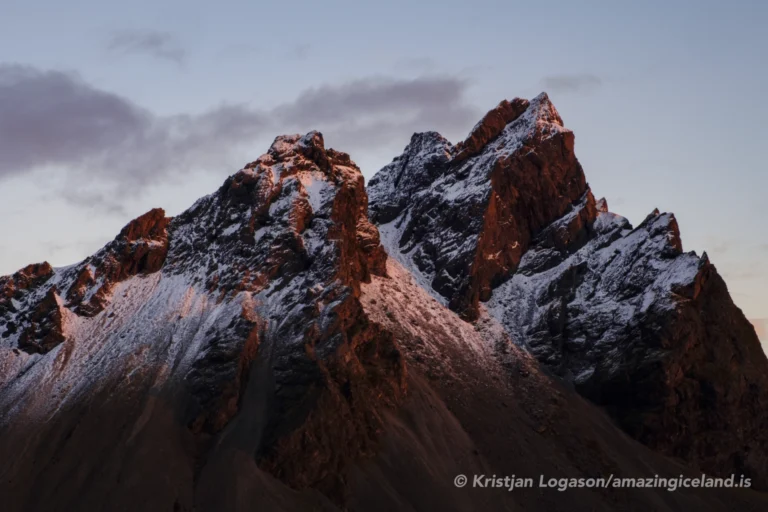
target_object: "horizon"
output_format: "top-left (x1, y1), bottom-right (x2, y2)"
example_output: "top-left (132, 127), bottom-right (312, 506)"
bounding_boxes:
top-left (1, 1), bottom-right (766, 340)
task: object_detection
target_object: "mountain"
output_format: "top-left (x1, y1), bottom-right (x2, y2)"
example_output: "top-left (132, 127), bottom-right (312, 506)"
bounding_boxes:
top-left (1, 99), bottom-right (767, 512)
top-left (369, 93), bottom-right (768, 489)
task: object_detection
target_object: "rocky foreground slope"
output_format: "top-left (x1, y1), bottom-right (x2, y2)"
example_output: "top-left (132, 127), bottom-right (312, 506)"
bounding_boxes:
top-left (1, 100), bottom-right (767, 511)
top-left (369, 93), bottom-right (768, 489)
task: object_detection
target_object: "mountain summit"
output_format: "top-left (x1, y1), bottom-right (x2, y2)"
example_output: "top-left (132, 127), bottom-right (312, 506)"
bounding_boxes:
top-left (2, 96), bottom-right (767, 512)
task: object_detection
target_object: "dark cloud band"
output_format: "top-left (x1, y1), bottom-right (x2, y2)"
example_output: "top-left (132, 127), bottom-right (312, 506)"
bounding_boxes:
top-left (0, 64), bottom-right (479, 205)
top-left (107, 30), bottom-right (187, 65)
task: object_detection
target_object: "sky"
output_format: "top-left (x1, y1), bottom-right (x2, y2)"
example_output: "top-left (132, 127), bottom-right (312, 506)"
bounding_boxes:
top-left (1, 0), bottom-right (766, 341)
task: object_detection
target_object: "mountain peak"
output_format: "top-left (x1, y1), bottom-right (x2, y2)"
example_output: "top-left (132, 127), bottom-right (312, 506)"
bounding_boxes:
top-left (117, 207), bottom-right (169, 242)
top-left (527, 91), bottom-right (564, 126)
top-left (453, 92), bottom-right (565, 163)
top-left (243, 131), bottom-right (334, 178)
top-left (267, 130), bottom-right (326, 162)
top-left (454, 97), bottom-right (529, 161)
top-left (369, 92), bottom-right (587, 319)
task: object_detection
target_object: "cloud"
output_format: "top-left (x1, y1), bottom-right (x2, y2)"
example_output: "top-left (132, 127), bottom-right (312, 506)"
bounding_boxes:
top-left (274, 76), bottom-right (478, 147)
top-left (42, 236), bottom-right (115, 257)
top-left (723, 268), bottom-right (760, 280)
top-left (394, 57), bottom-right (437, 73)
top-left (56, 188), bottom-right (131, 217)
top-left (0, 65), bottom-right (479, 209)
top-left (288, 44), bottom-right (311, 61)
top-left (108, 30), bottom-right (186, 65)
top-left (703, 237), bottom-right (732, 255)
top-left (0, 65), bottom-right (151, 178)
top-left (540, 74), bottom-right (602, 94)
top-left (0, 64), bottom-right (267, 190)
top-left (216, 43), bottom-right (260, 59)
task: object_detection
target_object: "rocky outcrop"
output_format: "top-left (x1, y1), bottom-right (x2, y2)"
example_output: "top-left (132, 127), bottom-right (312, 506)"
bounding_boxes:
top-left (65, 208), bottom-right (171, 317)
top-left (0, 262), bottom-right (53, 301)
top-left (0, 262), bottom-right (54, 343)
top-left (17, 287), bottom-right (67, 354)
top-left (370, 94), bottom-right (768, 488)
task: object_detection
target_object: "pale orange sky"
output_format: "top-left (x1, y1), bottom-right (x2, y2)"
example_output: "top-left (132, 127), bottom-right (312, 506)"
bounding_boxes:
top-left (752, 319), bottom-right (766, 337)
top-left (751, 319), bottom-right (767, 354)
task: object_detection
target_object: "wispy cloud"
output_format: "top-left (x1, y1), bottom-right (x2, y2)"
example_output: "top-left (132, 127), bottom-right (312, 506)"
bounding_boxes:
top-left (723, 268), bottom-right (760, 280)
top-left (540, 74), bottom-right (602, 94)
top-left (273, 76), bottom-right (477, 148)
top-left (394, 57), bottom-right (437, 73)
top-left (107, 29), bottom-right (186, 65)
top-left (0, 64), bottom-right (480, 211)
top-left (42, 236), bottom-right (114, 257)
top-left (703, 237), bottom-right (733, 255)
top-left (288, 44), bottom-right (311, 61)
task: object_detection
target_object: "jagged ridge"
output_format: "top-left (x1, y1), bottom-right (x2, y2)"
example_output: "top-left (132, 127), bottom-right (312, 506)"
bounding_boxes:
top-left (1, 99), bottom-right (767, 512)
top-left (369, 93), bottom-right (768, 487)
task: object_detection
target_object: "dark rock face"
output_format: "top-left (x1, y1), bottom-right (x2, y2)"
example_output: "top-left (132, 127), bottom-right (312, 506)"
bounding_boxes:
top-left (370, 95), bottom-right (768, 487)
top-left (369, 93), bottom-right (587, 319)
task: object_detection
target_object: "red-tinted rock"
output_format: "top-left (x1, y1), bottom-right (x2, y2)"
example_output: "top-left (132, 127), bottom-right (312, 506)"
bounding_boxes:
top-left (66, 208), bottom-right (170, 316)
top-left (454, 97), bottom-right (530, 162)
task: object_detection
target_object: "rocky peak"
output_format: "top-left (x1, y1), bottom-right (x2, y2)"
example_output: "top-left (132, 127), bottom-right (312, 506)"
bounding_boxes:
top-left (367, 131), bottom-right (453, 224)
top-left (0, 262), bottom-right (53, 303)
top-left (168, 131), bottom-right (385, 297)
top-left (453, 97), bottom-right (529, 162)
top-left (118, 207), bottom-right (169, 242)
top-left (64, 208), bottom-right (171, 317)
top-left (369, 92), bottom-right (587, 319)
top-left (637, 209), bottom-right (684, 256)
top-left (0, 262), bottom-right (56, 349)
